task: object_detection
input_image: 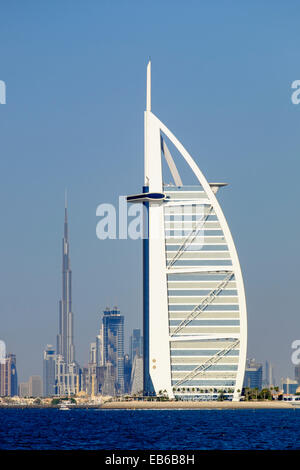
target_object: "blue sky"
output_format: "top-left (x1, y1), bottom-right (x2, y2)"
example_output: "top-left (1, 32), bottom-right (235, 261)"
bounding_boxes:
top-left (1, 0), bottom-right (300, 384)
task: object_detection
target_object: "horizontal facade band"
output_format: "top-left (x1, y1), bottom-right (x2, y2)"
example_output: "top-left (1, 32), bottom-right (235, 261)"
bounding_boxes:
top-left (169, 312), bottom-right (240, 320)
top-left (167, 260), bottom-right (233, 267)
top-left (170, 337), bottom-right (240, 346)
top-left (170, 350), bottom-right (239, 356)
top-left (165, 235), bottom-right (226, 242)
top-left (171, 356), bottom-right (239, 364)
top-left (168, 289), bottom-right (237, 296)
top-left (168, 281), bottom-right (236, 288)
top-left (165, 236), bottom-right (226, 243)
top-left (171, 364), bottom-right (238, 372)
top-left (167, 273), bottom-right (235, 280)
top-left (164, 215), bottom-right (219, 221)
top-left (166, 252), bottom-right (231, 259)
top-left (164, 221), bottom-right (222, 228)
top-left (171, 380), bottom-right (236, 387)
top-left (172, 371), bottom-right (237, 378)
top-left (166, 245), bottom-right (228, 251)
top-left (168, 296), bottom-right (239, 304)
top-left (169, 327), bottom-right (240, 334)
top-left (169, 304), bottom-right (239, 311)
top-left (169, 320), bottom-right (240, 326)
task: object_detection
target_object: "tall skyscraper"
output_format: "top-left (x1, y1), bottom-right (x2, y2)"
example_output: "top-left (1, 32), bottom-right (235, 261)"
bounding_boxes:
top-left (43, 345), bottom-right (56, 397)
top-left (55, 197), bottom-right (79, 395)
top-left (56, 195), bottom-right (75, 365)
top-left (0, 353), bottom-right (17, 397)
top-left (96, 323), bottom-right (104, 367)
top-left (126, 61), bottom-right (247, 401)
top-left (102, 307), bottom-right (124, 394)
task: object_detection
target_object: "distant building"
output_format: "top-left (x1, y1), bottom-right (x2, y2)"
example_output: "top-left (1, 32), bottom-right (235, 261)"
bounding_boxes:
top-left (89, 342), bottom-right (96, 364)
top-left (282, 377), bottom-right (299, 395)
top-left (124, 354), bottom-right (132, 394)
top-left (130, 329), bottom-right (142, 363)
top-left (101, 362), bottom-right (116, 396)
top-left (55, 355), bottom-right (79, 396)
top-left (131, 355), bottom-right (143, 395)
top-left (264, 361), bottom-right (275, 387)
top-left (43, 345), bottom-right (56, 397)
top-left (28, 375), bottom-right (43, 397)
top-left (103, 307), bottom-right (124, 394)
top-left (96, 325), bottom-right (104, 367)
top-left (295, 366), bottom-right (300, 384)
top-left (81, 366), bottom-right (89, 394)
top-left (18, 382), bottom-right (29, 398)
top-left (243, 358), bottom-right (263, 390)
top-left (0, 353), bottom-right (18, 397)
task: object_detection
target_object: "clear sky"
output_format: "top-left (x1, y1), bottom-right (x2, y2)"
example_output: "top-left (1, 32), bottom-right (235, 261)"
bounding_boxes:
top-left (1, 0), bottom-right (300, 384)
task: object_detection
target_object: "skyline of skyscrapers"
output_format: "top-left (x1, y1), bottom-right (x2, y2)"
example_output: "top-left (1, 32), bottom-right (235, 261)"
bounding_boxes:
top-left (0, 198), bottom-right (279, 399)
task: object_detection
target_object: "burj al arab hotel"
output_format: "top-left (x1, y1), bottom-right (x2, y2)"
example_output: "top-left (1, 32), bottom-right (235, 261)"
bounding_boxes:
top-left (127, 62), bottom-right (247, 401)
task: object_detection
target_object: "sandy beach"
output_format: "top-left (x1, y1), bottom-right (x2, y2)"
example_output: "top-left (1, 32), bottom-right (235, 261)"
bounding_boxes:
top-left (100, 400), bottom-right (296, 410)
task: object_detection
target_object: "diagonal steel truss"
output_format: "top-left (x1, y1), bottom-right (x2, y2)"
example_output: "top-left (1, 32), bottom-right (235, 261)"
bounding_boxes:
top-left (167, 205), bottom-right (214, 269)
top-left (170, 272), bottom-right (234, 336)
top-left (174, 338), bottom-right (240, 387)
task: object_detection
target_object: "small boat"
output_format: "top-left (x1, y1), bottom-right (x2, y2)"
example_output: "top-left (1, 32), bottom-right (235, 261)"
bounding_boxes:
top-left (59, 403), bottom-right (70, 410)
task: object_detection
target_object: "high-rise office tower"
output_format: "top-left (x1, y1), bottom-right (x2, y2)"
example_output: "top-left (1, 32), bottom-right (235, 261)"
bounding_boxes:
top-left (103, 307), bottom-right (124, 394)
top-left (243, 359), bottom-right (263, 390)
top-left (56, 196), bottom-right (75, 365)
top-left (43, 345), bottom-right (56, 397)
top-left (0, 353), bottom-right (17, 397)
top-left (130, 329), bottom-right (142, 364)
top-left (126, 61), bottom-right (247, 401)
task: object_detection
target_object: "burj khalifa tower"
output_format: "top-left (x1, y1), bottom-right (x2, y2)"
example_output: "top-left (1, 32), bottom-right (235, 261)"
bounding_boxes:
top-left (56, 195), bottom-right (75, 366)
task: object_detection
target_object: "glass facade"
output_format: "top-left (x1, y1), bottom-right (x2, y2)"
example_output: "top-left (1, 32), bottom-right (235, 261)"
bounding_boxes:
top-left (103, 308), bottom-right (125, 395)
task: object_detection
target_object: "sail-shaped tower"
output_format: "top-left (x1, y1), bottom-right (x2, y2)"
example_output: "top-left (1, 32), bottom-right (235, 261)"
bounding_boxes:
top-left (127, 61), bottom-right (247, 401)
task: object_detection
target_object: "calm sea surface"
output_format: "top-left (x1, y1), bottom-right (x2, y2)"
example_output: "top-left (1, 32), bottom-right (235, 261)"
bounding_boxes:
top-left (0, 408), bottom-right (299, 450)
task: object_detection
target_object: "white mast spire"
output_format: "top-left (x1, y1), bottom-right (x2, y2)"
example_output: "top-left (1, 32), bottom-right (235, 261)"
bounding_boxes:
top-left (144, 59), bottom-right (152, 186)
top-left (146, 59), bottom-right (151, 112)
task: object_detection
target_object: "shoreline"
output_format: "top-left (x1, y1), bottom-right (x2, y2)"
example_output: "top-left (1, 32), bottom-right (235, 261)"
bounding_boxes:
top-left (0, 400), bottom-right (297, 410)
top-left (99, 400), bottom-right (296, 410)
